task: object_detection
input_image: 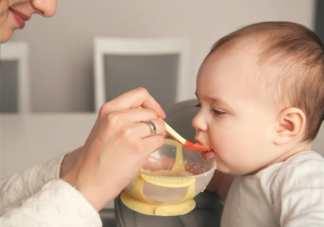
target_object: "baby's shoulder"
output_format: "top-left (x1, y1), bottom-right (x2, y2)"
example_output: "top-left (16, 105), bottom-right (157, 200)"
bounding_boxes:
top-left (268, 152), bottom-right (324, 225)
top-left (280, 150), bottom-right (323, 171)
top-left (273, 151), bottom-right (324, 189)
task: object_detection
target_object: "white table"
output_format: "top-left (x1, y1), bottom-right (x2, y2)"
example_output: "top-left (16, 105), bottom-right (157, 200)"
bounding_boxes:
top-left (0, 113), bottom-right (114, 209)
top-left (0, 114), bottom-right (98, 178)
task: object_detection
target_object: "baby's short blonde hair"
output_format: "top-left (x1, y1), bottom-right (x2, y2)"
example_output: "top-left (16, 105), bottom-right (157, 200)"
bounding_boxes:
top-left (207, 21), bottom-right (324, 141)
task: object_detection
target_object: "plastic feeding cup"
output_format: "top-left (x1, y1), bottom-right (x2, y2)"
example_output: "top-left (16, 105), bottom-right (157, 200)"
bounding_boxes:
top-left (120, 138), bottom-right (216, 216)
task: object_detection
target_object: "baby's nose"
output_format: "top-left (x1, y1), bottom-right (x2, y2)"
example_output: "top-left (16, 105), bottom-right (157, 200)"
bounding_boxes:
top-left (192, 112), bottom-right (208, 132)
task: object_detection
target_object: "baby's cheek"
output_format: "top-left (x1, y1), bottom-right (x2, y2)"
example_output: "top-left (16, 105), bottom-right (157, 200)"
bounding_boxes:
top-left (213, 133), bottom-right (239, 153)
top-left (212, 134), bottom-right (249, 166)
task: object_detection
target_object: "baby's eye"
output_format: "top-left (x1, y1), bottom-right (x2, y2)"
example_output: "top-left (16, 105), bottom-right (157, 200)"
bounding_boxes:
top-left (212, 109), bottom-right (225, 115)
top-left (195, 104), bottom-right (201, 108)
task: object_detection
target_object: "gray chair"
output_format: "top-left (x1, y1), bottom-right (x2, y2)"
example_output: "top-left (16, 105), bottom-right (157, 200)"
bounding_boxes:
top-left (93, 38), bottom-right (190, 112)
top-left (0, 42), bottom-right (30, 113)
top-left (114, 99), bottom-right (223, 227)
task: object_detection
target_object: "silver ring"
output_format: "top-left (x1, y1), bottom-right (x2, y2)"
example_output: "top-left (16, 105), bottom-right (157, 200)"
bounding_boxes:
top-left (145, 121), bottom-right (156, 136)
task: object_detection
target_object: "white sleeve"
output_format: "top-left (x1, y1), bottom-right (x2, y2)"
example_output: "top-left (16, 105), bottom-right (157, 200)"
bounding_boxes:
top-left (272, 154), bottom-right (324, 227)
top-left (0, 154), bottom-right (65, 214)
top-left (0, 179), bottom-right (102, 227)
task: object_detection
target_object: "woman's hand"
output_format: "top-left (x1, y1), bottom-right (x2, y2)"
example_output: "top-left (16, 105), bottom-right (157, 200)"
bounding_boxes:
top-left (61, 88), bottom-right (166, 211)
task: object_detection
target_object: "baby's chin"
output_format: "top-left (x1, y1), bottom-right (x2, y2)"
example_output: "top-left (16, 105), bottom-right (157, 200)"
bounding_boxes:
top-left (200, 150), bottom-right (248, 174)
top-left (200, 153), bottom-right (240, 174)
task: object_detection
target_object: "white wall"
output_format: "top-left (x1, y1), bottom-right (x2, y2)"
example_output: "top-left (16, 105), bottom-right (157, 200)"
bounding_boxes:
top-left (12, 0), bottom-right (316, 112)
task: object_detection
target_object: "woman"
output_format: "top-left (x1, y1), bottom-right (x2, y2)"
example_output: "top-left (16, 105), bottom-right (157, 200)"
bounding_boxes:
top-left (0, 0), bottom-right (166, 226)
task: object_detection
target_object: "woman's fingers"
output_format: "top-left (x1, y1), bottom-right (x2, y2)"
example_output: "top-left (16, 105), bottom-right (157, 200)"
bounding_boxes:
top-left (105, 108), bottom-right (158, 125)
top-left (105, 120), bottom-right (165, 143)
top-left (100, 88), bottom-right (166, 119)
top-left (142, 135), bottom-right (165, 156)
top-left (96, 108), bottom-right (165, 141)
top-left (136, 119), bottom-right (166, 138)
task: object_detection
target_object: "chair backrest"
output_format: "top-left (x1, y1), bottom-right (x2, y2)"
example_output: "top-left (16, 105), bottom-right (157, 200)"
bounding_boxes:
top-left (93, 37), bottom-right (190, 112)
top-left (0, 42), bottom-right (30, 113)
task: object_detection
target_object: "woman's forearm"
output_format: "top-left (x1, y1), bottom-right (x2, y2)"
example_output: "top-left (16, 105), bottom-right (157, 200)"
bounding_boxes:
top-left (0, 154), bottom-right (65, 215)
top-left (60, 147), bottom-right (83, 179)
top-left (0, 180), bottom-right (102, 226)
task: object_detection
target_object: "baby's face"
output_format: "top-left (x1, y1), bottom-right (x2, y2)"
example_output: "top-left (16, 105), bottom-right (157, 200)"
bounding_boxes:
top-left (194, 44), bottom-right (280, 175)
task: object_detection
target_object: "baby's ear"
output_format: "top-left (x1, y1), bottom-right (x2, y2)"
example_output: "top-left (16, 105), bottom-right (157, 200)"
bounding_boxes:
top-left (273, 107), bottom-right (306, 145)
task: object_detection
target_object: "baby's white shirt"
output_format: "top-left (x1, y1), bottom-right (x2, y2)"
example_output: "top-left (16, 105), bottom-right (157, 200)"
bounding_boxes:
top-left (221, 151), bottom-right (324, 227)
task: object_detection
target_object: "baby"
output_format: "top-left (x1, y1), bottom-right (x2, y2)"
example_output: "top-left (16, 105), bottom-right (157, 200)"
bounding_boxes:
top-left (193, 21), bottom-right (324, 226)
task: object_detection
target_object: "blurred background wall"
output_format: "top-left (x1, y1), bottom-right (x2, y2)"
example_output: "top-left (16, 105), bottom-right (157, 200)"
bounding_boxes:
top-left (11, 0), bottom-right (316, 112)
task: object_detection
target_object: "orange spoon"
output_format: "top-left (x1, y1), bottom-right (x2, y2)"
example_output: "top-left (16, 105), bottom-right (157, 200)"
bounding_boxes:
top-left (162, 120), bottom-right (212, 152)
top-left (138, 107), bottom-right (211, 152)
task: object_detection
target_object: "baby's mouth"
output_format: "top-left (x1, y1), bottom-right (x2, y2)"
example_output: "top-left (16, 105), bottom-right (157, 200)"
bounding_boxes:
top-left (194, 138), bottom-right (213, 152)
top-left (201, 149), bottom-right (215, 160)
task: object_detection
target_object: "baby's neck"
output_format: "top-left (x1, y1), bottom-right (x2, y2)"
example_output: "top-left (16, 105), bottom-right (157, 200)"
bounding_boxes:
top-left (274, 142), bottom-right (312, 163)
top-left (252, 142), bottom-right (312, 174)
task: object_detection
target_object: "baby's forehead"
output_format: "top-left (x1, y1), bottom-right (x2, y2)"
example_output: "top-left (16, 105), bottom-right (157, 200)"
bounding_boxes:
top-left (200, 39), bottom-right (281, 104)
top-left (200, 43), bottom-right (264, 87)
top-left (207, 37), bottom-right (264, 66)
top-left (203, 38), bottom-right (263, 77)
top-left (197, 52), bottom-right (276, 116)
top-left (210, 36), bottom-right (289, 79)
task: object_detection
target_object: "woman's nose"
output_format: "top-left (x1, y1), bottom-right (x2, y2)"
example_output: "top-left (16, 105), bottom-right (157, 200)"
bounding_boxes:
top-left (192, 111), bottom-right (208, 132)
top-left (32, 0), bottom-right (57, 17)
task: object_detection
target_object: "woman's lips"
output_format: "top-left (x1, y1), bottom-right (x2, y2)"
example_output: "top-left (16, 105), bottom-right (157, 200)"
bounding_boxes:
top-left (9, 8), bottom-right (30, 29)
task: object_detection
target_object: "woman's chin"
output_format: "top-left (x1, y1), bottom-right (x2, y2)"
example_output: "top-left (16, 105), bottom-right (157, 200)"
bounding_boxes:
top-left (0, 28), bottom-right (14, 44)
